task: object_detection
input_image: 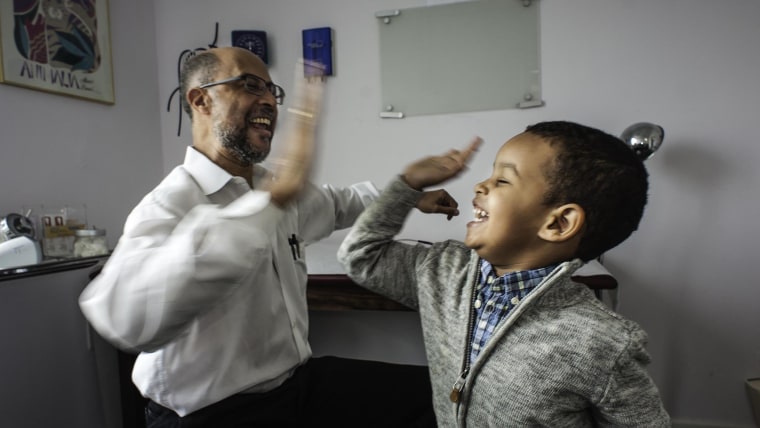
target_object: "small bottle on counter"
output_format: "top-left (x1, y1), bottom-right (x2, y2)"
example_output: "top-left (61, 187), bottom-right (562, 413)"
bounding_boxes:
top-left (73, 228), bottom-right (109, 257)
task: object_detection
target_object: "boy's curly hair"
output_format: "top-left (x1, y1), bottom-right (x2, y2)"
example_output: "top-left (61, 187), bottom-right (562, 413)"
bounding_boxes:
top-left (525, 121), bottom-right (649, 261)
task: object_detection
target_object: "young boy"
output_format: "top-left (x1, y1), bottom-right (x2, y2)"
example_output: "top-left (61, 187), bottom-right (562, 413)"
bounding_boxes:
top-left (337, 121), bottom-right (670, 427)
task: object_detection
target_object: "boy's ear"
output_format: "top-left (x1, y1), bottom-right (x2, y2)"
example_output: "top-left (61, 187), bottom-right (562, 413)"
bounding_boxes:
top-left (538, 203), bottom-right (585, 242)
top-left (187, 88), bottom-right (212, 116)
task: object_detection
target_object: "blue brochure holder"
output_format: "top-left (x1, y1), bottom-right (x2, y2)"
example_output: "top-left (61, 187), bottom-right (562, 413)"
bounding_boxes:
top-left (302, 27), bottom-right (333, 77)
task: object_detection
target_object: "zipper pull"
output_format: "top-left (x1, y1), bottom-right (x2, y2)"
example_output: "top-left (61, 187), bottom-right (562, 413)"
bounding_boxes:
top-left (449, 369), bottom-right (469, 403)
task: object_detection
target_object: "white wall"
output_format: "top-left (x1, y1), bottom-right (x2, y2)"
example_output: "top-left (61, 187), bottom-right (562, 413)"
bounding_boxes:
top-left (153, 1), bottom-right (760, 426)
top-left (0, 0), bottom-right (163, 248)
top-left (3, 0), bottom-right (756, 426)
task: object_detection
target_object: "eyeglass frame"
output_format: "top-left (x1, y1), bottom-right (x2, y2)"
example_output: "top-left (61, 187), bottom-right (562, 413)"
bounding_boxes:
top-left (198, 73), bottom-right (285, 105)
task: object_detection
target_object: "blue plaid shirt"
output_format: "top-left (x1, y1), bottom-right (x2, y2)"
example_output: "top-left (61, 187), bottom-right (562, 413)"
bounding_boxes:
top-left (469, 260), bottom-right (558, 364)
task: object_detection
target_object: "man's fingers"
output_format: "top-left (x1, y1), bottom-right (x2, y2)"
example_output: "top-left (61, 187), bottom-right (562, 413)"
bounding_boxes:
top-left (269, 59), bottom-right (328, 206)
top-left (288, 59), bottom-right (325, 123)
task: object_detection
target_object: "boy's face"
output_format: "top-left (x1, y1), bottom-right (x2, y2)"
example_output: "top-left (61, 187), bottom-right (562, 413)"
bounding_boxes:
top-left (464, 132), bottom-right (557, 270)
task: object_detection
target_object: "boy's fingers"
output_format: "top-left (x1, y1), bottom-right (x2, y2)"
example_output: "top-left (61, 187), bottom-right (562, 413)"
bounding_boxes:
top-left (445, 137), bottom-right (482, 167)
top-left (461, 137), bottom-right (483, 162)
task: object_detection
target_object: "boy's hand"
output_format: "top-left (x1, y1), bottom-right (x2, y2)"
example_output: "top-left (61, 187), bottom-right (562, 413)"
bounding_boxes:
top-left (417, 189), bottom-right (460, 220)
top-left (401, 137), bottom-right (482, 190)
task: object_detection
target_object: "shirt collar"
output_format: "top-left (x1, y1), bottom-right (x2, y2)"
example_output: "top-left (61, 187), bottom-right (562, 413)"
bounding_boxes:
top-left (183, 146), bottom-right (234, 196)
top-left (479, 259), bottom-right (560, 294)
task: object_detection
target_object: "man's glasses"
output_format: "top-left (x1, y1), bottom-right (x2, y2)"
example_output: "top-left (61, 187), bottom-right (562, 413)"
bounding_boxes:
top-left (199, 73), bottom-right (285, 105)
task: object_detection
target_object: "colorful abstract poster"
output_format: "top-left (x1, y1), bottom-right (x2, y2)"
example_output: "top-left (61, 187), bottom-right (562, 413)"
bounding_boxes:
top-left (0, 0), bottom-right (114, 104)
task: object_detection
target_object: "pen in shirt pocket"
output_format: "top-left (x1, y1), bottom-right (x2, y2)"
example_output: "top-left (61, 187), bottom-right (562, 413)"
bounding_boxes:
top-left (288, 233), bottom-right (301, 260)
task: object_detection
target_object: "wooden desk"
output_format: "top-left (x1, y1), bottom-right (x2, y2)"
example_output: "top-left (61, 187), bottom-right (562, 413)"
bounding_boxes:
top-left (87, 260), bottom-right (616, 312)
top-left (306, 273), bottom-right (617, 312)
top-left (307, 274), bottom-right (412, 311)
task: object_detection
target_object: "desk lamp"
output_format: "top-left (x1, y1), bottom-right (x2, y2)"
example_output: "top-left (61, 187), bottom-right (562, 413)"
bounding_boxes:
top-left (620, 122), bottom-right (665, 161)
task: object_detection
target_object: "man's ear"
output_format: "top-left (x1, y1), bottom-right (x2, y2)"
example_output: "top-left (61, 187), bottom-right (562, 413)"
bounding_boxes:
top-left (538, 203), bottom-right (585, 242)
top-left (187, 87), bottom-right (212, 116)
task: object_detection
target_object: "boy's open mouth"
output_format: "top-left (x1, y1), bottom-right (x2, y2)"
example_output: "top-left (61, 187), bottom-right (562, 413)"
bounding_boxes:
top-left (473, 207), bottom-right (489, 222)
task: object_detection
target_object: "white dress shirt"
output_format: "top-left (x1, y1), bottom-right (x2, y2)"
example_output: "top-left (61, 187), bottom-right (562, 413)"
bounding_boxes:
top-left (79, 147), bottom-right (378, 416)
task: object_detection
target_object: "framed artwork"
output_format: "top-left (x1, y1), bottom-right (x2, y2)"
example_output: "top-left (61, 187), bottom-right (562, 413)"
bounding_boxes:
top-left (0, 0), bottom-right (114, 104)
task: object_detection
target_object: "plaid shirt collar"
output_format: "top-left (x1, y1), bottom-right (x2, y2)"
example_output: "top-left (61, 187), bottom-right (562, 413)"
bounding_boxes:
top-left (469, 259), bottom-right (559, 364)
top-left (477, 259), bottom-right (559, 294)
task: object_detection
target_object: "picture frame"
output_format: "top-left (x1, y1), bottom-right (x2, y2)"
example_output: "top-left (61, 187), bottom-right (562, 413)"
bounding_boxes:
top-left (0, 0), bottom-right (114, 104)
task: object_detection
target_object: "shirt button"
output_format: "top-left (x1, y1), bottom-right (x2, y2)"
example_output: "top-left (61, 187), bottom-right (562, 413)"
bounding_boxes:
top-left (485, 302), bottom-right (494, 313)
top-left (487, 276), bottom-right (495, 284)
top-left (511, 297), bottom-right (520, 305)
top-left (474, 299), bottom-right (482, 309)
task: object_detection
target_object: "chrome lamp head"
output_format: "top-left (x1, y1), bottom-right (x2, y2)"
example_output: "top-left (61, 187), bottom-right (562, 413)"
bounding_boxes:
top-left (621, 122), bottom-right (665, 161)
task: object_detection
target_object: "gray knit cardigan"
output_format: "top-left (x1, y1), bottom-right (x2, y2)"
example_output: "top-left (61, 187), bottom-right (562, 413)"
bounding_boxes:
top-left (337, 177), bottom-right (670, 427)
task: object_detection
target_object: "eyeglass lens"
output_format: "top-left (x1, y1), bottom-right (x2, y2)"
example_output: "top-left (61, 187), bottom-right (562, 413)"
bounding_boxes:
top-left (244, 75), bottom-right (284, 104)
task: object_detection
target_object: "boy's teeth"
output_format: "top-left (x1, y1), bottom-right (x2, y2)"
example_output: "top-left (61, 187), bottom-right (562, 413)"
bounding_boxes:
top-left (473, 208), bottom-right (489, 221)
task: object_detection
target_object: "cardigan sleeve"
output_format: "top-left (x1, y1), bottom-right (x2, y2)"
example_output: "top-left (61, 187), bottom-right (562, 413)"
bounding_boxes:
top-left (594, 328), bottom-right (671, 427)
top-left (337, 176), bottom-right (434, 310)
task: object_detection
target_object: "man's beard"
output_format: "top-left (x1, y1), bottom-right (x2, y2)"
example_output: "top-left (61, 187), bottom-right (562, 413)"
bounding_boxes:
top-left (215, 122), bottom-right (269, 165)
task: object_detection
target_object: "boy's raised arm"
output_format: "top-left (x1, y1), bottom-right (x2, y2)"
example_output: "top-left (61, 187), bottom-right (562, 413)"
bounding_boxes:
top-left (401, 137), bottom-right (482, 190)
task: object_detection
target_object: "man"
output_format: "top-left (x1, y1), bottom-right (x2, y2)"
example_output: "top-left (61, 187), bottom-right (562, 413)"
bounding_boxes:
top-left (80, 47), bottom-right (442, 427)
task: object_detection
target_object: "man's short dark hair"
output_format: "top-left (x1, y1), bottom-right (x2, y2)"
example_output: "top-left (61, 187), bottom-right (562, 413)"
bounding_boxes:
top-left (179, 51), bottom-right (220, 120)
top-left (525, 121), bottom-right (649, 261)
